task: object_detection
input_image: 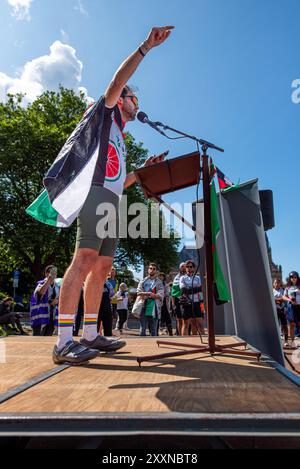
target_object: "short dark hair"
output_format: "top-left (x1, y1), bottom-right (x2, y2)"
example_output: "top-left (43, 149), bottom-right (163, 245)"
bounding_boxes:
top-left (148, 262), bottom-right (158, 270)
top-left (121, 85), bottom-right (132, 98)
top-left (45, 265), bottom-right (54, 275)
top-left (185, 260), bottom-right (196, 267)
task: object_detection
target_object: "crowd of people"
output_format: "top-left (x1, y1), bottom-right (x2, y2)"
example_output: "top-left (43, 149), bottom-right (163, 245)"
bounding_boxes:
top-left (273, 271), bottom-right (300, 349)
top-left (0, 260), bottom-right (208, 339)
top-left (2, 263), bottom-right (300, 351)
top-left (24, 260), bottom-right (205, 339)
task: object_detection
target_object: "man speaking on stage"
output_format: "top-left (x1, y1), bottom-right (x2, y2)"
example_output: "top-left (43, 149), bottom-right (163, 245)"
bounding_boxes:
top-left (47, 25), bottom-right (174, 365)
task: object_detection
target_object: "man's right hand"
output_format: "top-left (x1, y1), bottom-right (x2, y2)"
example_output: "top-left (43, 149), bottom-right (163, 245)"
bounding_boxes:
top-left (144, 26), bottom-right (175, 51)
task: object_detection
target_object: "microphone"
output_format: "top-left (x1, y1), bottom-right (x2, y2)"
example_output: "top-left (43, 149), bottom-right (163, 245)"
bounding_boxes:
top-left (137, 112), bottom-right (167, 136)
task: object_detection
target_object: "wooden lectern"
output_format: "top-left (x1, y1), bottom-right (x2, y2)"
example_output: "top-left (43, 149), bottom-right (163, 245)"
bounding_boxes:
top-left (134, 149), bottom-right (261, 366)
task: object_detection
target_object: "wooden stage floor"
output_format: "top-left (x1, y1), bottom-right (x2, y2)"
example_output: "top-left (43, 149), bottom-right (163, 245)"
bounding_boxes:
top-left (1, 335), bottom-right (300, 439)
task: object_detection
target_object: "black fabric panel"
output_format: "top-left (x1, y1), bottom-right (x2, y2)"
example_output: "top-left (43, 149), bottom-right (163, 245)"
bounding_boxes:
top-left (44, 97), bottom-right (106, 203)
top-left (192, 180), bottom-right (284, 365)
top-left (218, 180), bottom-right (284, 365)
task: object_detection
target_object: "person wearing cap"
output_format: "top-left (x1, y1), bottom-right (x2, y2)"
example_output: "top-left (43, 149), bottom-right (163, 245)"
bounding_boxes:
top-left (283, 271), bottom-right (300, 349)
top-left (116, 283), bottom-right (129, 334)
top-left (171, 262), bottom-right (186, 335)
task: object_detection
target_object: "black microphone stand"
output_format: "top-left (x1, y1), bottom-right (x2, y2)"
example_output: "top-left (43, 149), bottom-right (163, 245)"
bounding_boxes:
top-left (156, 121), bottom-right (224, 153)
top-left (136, 123), bottom-right (261, 365)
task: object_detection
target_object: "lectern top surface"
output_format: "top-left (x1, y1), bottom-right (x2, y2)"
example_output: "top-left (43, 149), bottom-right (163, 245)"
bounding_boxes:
top-left (134, 151), bottom-right (201, 198)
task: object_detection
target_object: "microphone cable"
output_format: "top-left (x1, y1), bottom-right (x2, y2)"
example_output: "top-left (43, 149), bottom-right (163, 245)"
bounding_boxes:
top-left (189, 140), bottom-right (205, 343)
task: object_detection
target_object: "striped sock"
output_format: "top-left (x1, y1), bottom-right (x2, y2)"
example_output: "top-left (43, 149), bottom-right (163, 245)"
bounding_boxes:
top-left (56, 314), bottom-right (75, 351)
top-left (82, 313), bottom-right (98, 342)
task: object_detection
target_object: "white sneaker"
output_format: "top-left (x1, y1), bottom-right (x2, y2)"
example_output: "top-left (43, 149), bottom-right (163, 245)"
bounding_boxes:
top-left (291, 341), bottom-right (298, 349)
top-left (284, 342), bottom-right (290, 348)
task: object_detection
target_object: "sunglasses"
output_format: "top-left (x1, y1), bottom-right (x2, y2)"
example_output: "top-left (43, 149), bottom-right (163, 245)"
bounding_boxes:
top-left (125, 95), bottom-right (139, 107)
top-left (186, 265), bottom-right (194, 268)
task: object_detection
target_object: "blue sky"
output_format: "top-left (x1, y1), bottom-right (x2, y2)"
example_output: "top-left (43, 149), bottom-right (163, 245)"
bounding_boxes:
top-left (1, 0), bottom-right (299, 280)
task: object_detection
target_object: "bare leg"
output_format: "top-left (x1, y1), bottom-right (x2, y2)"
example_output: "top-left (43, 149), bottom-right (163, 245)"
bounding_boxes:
top-left (282, 325), bottom-right (288, 343)
top-left (83, 256), bottom-right (113, 316)
top-left (191, 318), bottom-right (198, 335)
top-left (197, 317), bottom-right (205, 334)
top-left (290, 322), bottom-right (295, 343)
top-left (59, 248), bottom-right (99, 315)
top-left (176, 318), bottom-right (183, 336)
top-left (183, 319), bottom-right (191, 336)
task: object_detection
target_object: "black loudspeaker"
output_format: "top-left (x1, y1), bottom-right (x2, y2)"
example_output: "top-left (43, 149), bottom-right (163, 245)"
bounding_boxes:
top-left (259, 190), bottom-right (275, 231)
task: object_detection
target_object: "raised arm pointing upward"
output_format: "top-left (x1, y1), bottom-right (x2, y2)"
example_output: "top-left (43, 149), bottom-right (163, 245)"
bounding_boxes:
top-left (105, 26), bottom-right (174, 108)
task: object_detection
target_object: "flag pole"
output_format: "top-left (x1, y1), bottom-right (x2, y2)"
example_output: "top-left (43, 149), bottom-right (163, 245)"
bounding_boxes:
top-left (202, 146), bottom-right (216, 354)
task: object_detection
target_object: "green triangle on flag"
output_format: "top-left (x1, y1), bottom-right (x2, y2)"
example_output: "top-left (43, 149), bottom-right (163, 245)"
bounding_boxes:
top-left (26, 189), bottom-right (60, 227)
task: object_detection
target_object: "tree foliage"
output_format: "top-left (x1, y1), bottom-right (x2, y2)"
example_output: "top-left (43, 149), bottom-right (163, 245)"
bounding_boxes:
top-left (0, 88), bottom-right (179, 297)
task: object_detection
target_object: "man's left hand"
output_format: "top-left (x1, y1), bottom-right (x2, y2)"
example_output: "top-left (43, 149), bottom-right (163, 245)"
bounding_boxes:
top-left (144, 151), bottom-right (168, 167)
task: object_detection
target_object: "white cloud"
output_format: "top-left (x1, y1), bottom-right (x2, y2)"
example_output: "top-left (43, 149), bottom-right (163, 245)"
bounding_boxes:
top-left (7, 0), bottom-right (33, 21)
top-left (60, 29), bottom-right (69, 43)
top-left (74, 0), bottom-right (89, 17)
top-left (78, 86), bottom-right (94, 105)
top-left (0, 40), bottom-right (94, 105)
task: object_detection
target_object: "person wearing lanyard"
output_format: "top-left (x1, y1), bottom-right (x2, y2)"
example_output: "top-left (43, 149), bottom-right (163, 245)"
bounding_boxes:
top-left (136, 263), bottom-right (164, 336)
top-left (179, 260), bottom-right (204, 336)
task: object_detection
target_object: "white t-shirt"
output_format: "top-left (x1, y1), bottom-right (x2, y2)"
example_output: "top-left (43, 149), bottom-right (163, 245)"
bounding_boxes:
top-left (284, 286), bottom-right (300, 305)
top-left (273, 287), bottom-right (285, 309)
top-left (179, 274), bottom-right (203, 302)
top-left (103, 113), bottom-right (127, 196)
top-left (117, 291), bottom-right (129, 310)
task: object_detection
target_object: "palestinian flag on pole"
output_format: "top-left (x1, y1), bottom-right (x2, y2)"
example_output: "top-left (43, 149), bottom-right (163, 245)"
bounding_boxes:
top-left (210, 179), bottom-right (231, 305)
top-left (215, 166), bottom-right (241, 194)
top-left (216, 167), bottom-right (234, 190)
top-left (26, 98), bottom-right (106, 228)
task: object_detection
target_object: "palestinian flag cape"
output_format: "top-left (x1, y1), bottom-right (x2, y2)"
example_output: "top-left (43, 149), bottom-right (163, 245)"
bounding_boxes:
top-left (26, 97), bottom-right (106, 227)
top-left (171, 273), bottom-right (182, 297)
